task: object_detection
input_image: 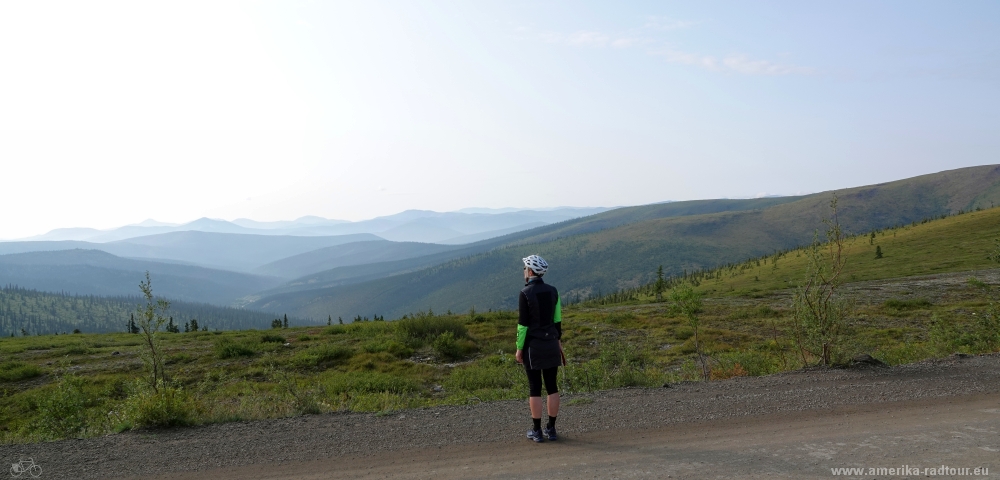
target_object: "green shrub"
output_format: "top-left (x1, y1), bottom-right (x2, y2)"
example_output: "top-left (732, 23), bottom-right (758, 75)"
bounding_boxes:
top-left (432, 331), bottom-right (475, 360)
top-left (362, 340), bottom-right (413, 359)
top-left (165, 353), bottom-right (194, 365)
top-left (884, 298), bottom-right (932, 310)
top-left (34, 375), bottom-right (87, 438)
top-left (293, 344), bottom-right (354, 367)
top-left (397, 317), bottom-right (467, 343)
top-left (728, 305), bottom-right (781, 320)
top-left (674, 327), bottom-right (694, 340)
top-left (260, 334), bottom-right (285, 343)
top-left (0, 361), bottom-right (43, 382)
top-left (968, 277), bottom-right (989, 289)
top-left (214, 339), bottom-right (257, 359)
top-left (323, 326), bottom-right (346, 335)
top-left (713, 349), bottom-right (780, 376)
top-left (445, 355), bottom-right (522, 392)
top-left (605, 312), bottom-right (636, 324)
top-left (122, 382), bottom-right (198, 428)
top-left (61, 345), bottom-right (91, 356)
top-left (323, 371), bottom-right (418, 395)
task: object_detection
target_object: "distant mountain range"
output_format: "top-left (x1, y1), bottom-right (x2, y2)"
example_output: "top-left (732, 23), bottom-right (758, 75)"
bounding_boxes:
top-left (18, 207), bottom-right (610, 244)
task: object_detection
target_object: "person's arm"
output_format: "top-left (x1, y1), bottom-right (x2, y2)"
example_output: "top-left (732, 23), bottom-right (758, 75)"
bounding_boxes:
top-left (553, 294), bottom-right (562, 339)
top-left (516, 291), bottom-right (528, 351)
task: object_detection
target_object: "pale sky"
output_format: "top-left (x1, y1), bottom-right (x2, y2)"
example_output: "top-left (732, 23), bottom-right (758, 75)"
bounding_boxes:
top-left (2, 1), bottom-right (998, 239)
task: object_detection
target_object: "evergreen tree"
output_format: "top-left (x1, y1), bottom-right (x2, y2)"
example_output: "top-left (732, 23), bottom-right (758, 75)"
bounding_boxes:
top-left (327, 315), bottom-right (332, 326)
top-left (338, 316), bottom-right (343, 325)
top-left (184, 321), bottom-right (190, 333)
top-left (283, 314), bottom-right (288, 329)
top-left (189, 318), bottom-right (199, 332)
top-left (875, 245), bottom-right (884, 259)
top-left (654, 265), bottom-right (666, 301)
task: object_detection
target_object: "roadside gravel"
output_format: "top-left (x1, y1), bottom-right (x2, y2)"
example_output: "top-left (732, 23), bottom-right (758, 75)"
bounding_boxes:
top-left (2, 353), bottom-right (999, 479)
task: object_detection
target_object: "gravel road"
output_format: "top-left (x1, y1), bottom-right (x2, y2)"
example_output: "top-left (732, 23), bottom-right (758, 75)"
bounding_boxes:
top-left (3, 354), bottom-right (999, 479)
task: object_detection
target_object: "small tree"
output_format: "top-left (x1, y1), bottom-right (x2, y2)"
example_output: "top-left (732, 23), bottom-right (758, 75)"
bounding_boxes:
top-left (669, 282), bottom-right (707, 381)
top-left (189, 318), bottom-right (199, 332)
top-left (327, 315), bottom-right (332, 326)
top-left (271, 318), bottom-right (282, 329)
top-left (283, 314), bottom-right (289, 329)
top-left (136, 272), bottom-right (170, 392)
top-left (338, 316), bottom-right (343, 325)
top-left (654, 265), bottom-right (666, 301)
top-left (184, 321), bottom-right (190, 333)
top-left (875, 245), bottom-right (883, 259)
top-left (792, 194), bottom-right (852, 366)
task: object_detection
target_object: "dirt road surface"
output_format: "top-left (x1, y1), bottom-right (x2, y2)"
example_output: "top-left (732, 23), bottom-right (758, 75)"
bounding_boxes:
top-left (3, 354), bottom-right (998, 479)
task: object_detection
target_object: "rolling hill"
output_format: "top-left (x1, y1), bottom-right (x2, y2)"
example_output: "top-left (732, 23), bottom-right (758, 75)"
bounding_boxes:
top-left (0, 285), bottom-right (307, 336)
top-left (248, 165), bottom-right (1000, 320)
top-left (0, 233), bottom-right (382, 273)
top-left (0, 249), bottom-right (281, 305)
top-left (252, 240), bottom-right (460, 279)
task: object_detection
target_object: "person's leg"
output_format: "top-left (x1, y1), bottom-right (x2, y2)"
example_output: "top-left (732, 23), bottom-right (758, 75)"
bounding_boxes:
top-left (525, 366), bottom-right (543, 431)
top-left (542, 366), bottom-right (559, 433)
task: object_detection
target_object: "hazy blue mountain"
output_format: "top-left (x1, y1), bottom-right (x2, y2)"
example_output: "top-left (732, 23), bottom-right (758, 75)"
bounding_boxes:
top-left (17, 207), bottom-right (610, 244)
top-left (0, 233), bottom-right (381, 273)
top-left (230, 216), bottom-right (349, 229)
top-left (252, 240), bottom-right (460, 279)
top-left (438, 222), bottom-right (548, 245)
top-left (248, 165), bottom-right (1000, 321)
top-left (103, 232), bottom-right (382, 272)
top-left (0, 249), bottom-right (280, 304)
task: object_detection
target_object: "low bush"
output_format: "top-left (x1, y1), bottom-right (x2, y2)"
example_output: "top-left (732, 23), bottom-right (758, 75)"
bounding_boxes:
top-left (397, 317), bottom-right (467, 343)
top-left (260, 334), bottom-right (285, 344)
top-left (293, 345), bottom-right (354, 367)
top-left (432, 331), bottom-right (476, 360)
top-left (883, 298), bottom-right (933, 310)
top-left (0, 361), bottom-right (43, 382)
top-left (713, 349), bottom-right (780, 377)
top-left (214, 339), bottom-right (257, 359)
top-left (444, 355), bottom-right (522, 392)
top-left (362, 340), bottom-right (413, 359)
top-left (121, 382), bottom-right (198, 428)
top-left (33, 375), bottom-right (88, 438)
top-left (323, 371), bottom-right (419, 395)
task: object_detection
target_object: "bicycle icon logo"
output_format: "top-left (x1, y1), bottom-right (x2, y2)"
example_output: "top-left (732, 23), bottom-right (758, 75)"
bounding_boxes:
top-left (9, 458), bottom-right (41, 478)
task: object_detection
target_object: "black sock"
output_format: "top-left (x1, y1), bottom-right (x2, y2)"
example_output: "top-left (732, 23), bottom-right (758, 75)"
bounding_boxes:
top-left (532, 418), bottom-right (541, 431)
top-left (547, 416), bottom-right (557, 429)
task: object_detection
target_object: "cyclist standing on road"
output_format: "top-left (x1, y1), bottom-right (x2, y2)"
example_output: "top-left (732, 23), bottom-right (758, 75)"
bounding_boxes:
top-left (516, 254), bottom-right (563, 443)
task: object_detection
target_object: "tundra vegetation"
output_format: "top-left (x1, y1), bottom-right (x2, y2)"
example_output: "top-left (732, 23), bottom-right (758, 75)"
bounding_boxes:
top-left (1, 202), bottom-right (999, 443)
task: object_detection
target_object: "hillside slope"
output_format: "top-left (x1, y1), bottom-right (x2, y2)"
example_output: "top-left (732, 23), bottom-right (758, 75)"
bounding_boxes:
top-left (252, 240), bottom-right (460, 279)
top-left (0, 286), bottom-right (305, 335)
top-left (249, 165), bottom-right (1000, 320)
top-left (0, 249), bottom-right (281, 305)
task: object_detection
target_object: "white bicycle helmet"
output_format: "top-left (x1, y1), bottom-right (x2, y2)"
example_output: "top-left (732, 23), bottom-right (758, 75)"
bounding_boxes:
top-left (522, 254), bottom-right (548, 275)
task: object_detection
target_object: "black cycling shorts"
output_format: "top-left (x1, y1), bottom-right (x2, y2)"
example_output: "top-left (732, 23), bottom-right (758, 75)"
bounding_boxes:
top-left (525, 365), bottom-right (558, 397)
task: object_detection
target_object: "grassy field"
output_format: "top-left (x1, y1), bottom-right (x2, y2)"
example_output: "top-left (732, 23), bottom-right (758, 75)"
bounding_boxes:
top-left (1, 206), bottom-right (999, 444)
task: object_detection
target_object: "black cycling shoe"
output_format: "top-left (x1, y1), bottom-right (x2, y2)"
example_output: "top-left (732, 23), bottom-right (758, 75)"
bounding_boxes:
top-left (543, 426), bottom-right (558, 441)
top-left (526, 428), bottom-right (544, 443)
